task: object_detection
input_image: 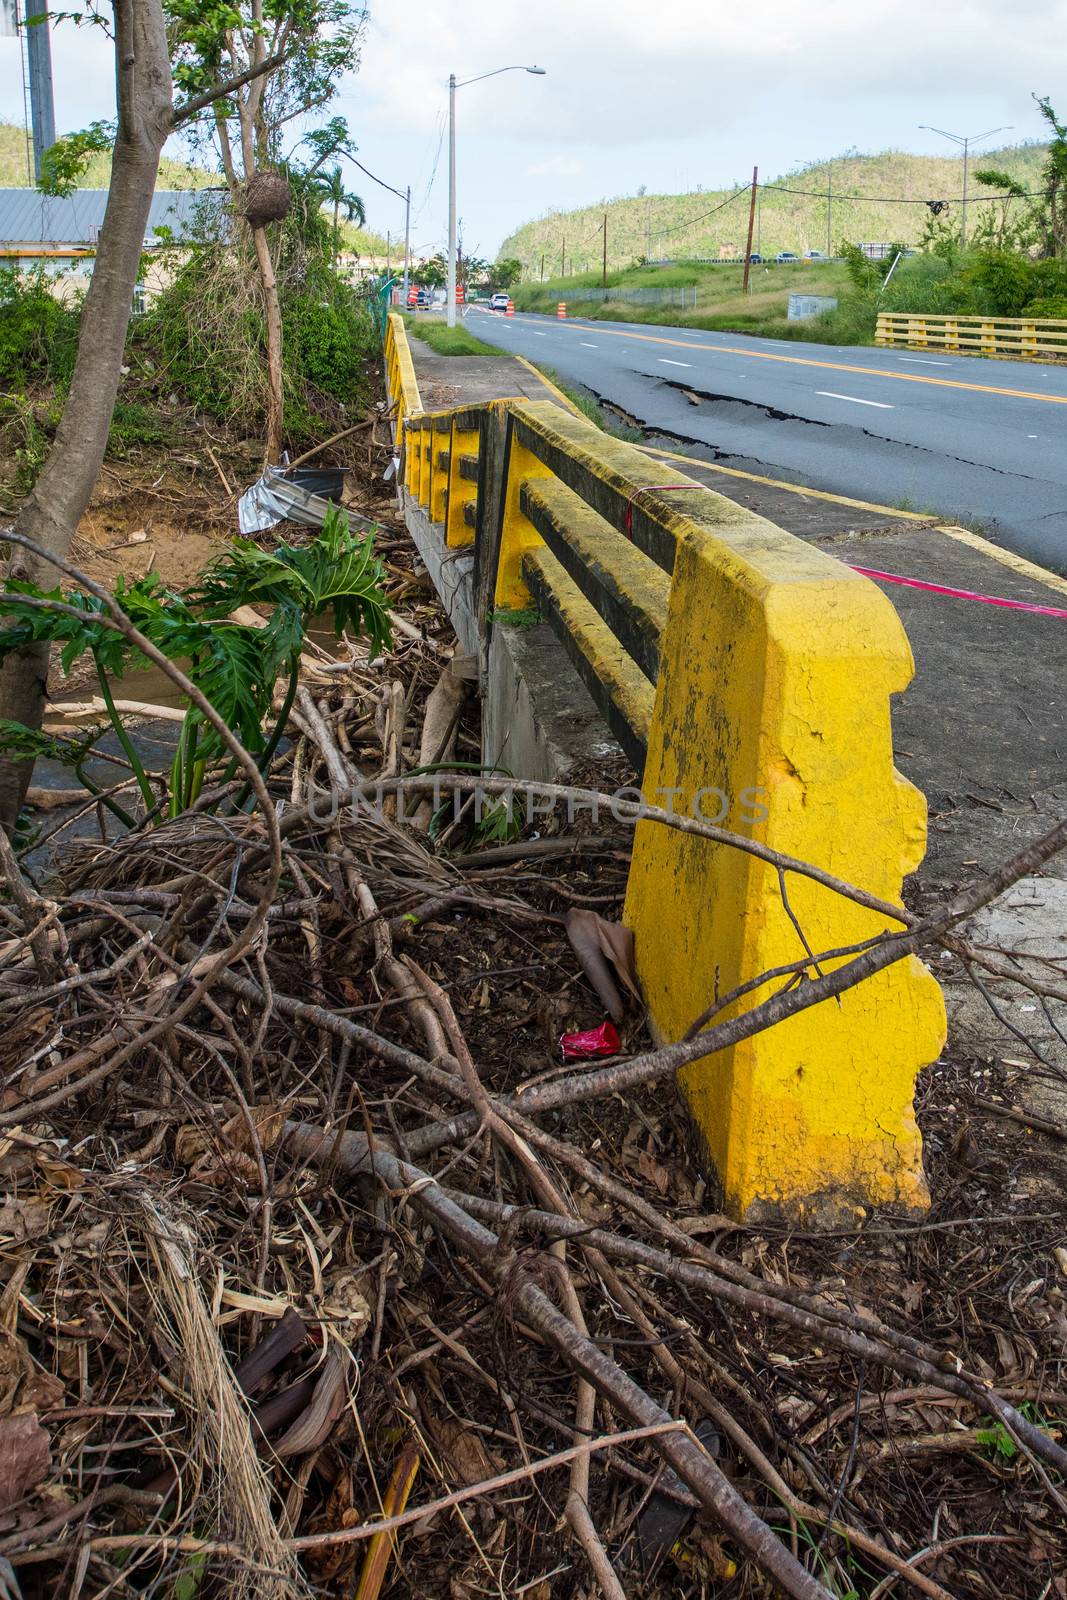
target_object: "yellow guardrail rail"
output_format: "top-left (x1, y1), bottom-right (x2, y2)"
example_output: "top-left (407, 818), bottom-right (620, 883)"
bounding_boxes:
top-left (383, 311), bottom-right (423, 439)
top-left (876, 310), bottom-right (1067, 360)
top-left (389, 314), bottom-right (946, 1222)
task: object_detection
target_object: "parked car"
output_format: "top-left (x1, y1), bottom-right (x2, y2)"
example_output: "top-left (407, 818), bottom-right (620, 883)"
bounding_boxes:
top-left (415, 288), bottom-right (429, 307)
top-left (803, 249), bottom-right (826, 260)
top-left (748, 252), bottom-right (763, 264)
top-left (776, 251), bottom-right (798, 264)
top-left (489, 291), bottom-right (510, 311)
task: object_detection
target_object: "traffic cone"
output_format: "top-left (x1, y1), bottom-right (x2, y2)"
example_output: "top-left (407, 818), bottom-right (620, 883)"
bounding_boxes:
top-left (557, 301), bottom-right (566, 319)
top-left (506, 299), bottom-right (515, 317)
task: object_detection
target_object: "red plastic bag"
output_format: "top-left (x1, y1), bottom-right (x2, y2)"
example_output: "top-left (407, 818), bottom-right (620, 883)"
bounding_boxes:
top-left (559, 1021), bottom-right (620, 1062)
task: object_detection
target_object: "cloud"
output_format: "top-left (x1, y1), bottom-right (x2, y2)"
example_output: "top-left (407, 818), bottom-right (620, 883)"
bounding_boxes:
top-left (352, 0), bottom-right (1067, 147)
top-left (526, 155), bottom-right (584, 178)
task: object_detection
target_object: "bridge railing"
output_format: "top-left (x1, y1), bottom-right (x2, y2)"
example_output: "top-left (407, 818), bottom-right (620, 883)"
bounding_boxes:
top-left (876, 310), bottom-right (1067, 360)
top-left (384, 312), bottom-right (423, 440)
top-left (388, 315), bottom-right (946, 1222)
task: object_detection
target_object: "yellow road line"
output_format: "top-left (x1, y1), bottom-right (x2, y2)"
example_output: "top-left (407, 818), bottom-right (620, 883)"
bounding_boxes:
top-left (547, 318), bottom-right (1067, 406)
top-left (638, 443), bottom-right (931, 520)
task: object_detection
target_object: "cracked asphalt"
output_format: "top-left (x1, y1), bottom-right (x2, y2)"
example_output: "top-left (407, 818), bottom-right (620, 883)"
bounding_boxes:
top-left (464, 307), bottom-right (1067, 570)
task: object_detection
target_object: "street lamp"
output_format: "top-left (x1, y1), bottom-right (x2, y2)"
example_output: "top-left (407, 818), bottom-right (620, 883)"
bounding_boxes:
top-left (918, 123), bottom-right (1013, 248)
top-left (448, 64), bottom-right (546, 328)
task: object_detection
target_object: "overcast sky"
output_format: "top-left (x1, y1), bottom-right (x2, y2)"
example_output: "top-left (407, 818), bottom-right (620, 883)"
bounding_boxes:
top-left (2, 0), bottom-right (1064, 255)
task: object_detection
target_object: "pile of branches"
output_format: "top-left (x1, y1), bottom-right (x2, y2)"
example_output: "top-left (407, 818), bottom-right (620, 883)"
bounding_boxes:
top-left (0, 534), bottom-right (1065, 1600)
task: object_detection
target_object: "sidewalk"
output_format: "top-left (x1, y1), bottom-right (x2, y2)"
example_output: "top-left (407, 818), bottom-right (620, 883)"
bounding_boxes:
top-left (405, 335), bottom-right (1067, 898)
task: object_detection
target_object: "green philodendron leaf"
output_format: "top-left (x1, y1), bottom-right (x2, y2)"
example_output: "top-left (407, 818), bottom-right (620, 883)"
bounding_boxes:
top-left (194, 505), bottom-right (392, 655)
top-left (0, 718), bottom-right (105, 766)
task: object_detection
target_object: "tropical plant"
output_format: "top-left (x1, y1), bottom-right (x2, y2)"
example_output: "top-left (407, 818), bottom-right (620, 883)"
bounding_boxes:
top-left (314, 164), bottom-right (366, 266)
top-left (1030, 96), bottom-right (1067, 256)
top-left (0, 507), bottom-right (391, 825)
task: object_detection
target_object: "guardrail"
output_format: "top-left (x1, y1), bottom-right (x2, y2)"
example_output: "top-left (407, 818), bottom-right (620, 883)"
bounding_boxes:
top-left (876, 310), bottom-right (1067, 361)
top-left (387, 315), bottom-right (946, 1221)
top-left (384, 312), bottom-right (423, 439)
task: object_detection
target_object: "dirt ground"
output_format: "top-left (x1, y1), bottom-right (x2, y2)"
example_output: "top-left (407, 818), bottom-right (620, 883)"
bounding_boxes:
top-left (0, 386), bottom-right (1065, 1600)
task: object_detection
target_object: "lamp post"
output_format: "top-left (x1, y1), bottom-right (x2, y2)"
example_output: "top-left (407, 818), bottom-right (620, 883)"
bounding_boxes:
top-left (918, 123), bottom-right (1013, 248)
top-left (448, 64), bottom-right (546, 328)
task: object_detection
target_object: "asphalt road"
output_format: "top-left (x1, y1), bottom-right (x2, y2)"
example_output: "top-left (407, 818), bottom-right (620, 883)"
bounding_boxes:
top-left (463, 306), bottom-right (1067, 570)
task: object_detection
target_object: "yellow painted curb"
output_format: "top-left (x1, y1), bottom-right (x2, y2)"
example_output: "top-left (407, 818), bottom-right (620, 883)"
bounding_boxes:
top-left (935, 526), bottom-right (1067, 601)
top-left (514, 354), bottom-right (587, 419)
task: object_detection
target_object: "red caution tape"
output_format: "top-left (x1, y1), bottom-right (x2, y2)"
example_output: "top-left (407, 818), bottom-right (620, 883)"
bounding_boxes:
top-left (560, 1021), bottom-right (620, 1062)
top-left (850, 564), bottom-right (1067, 619)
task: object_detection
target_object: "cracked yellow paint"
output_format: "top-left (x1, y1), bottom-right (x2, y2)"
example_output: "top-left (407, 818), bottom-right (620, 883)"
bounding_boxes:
top-left (626, 513), bottom-right (946, 1222)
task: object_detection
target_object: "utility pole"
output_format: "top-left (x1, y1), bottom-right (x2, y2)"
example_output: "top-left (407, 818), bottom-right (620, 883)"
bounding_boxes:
top-left (539, 252), bottom-right (545, 281)
top-left (402, 184), bottom-right (411, 302)
top-left (561, 235), bottom-right (566, 277)
top-left (646, 202), bottom-right (652, 262)
top-left (386, 230), bottom-right (391, 273)
top-left (24, 0), bottom-right (56, 182)
top-left (742, 165), bottom-right (758, 293)
top-left (447, 71), bottom-right (457, 327)
top-left (602, 211), bottom-right (608, 286)
top-left (826, 162), bottom-right (832, 257)
top-left (919, 122), bottom-right (1012, 251)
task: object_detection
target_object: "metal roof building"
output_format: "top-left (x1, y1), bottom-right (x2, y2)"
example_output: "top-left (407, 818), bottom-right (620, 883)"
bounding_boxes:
top-left (0, 188), bottom-right (222, 253)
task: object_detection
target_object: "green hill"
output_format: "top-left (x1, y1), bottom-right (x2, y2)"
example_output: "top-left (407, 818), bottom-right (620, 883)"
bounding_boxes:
top-left (499, 145), bottom-right (1049, 274)
top-left (0, 120), bottom-right (216, 190)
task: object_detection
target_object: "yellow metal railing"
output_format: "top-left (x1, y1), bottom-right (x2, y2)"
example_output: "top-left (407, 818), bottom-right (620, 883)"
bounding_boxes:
top-left (391, 317), bottom-right (946, 1221)
top-left (876, 310), bottom-right (1067, 361)
top-left (383, 311), bottom-right (423, 440)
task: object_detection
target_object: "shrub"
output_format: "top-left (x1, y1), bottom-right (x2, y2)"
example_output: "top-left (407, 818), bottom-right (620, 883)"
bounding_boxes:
top-left (142, 189), bottom-right (377, 448)
top-left (1024, 296), bottom-right (1067, 318)
top-left (0, 268), bottom-right (80, 389)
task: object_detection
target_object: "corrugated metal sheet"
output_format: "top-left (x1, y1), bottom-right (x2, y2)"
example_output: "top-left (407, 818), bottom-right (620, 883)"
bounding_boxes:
top-left (0, 188), bottom-right (223, 246)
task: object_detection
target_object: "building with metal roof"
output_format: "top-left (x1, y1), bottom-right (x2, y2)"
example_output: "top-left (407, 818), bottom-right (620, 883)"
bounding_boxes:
top-left (0, 188), bottom-right (223, 262)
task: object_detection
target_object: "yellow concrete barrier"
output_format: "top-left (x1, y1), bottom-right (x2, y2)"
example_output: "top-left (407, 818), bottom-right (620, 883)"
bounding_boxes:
top-left (385, 320), bottom-right (947, 1222)
top-left (876, 309), bottom-right (1067, 361)
top-left (629, 518), bottom-right (945, 1222)
top-left (384, 311), bottom-right (423, 441)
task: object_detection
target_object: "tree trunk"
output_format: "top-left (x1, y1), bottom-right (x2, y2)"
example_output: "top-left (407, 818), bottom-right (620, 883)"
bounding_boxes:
top-left (252, 223), bottom-right (285, 465)
top-left (0, 0), bottom-right (173, 832)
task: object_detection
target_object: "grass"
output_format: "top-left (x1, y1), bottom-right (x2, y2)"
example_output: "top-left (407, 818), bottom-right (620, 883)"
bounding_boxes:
top-left (400, 315), bottom-right (500, 357)
top-left (534, 367), bottom-right (644, 442)
top-left (513, 259), bottom-right (863, 344)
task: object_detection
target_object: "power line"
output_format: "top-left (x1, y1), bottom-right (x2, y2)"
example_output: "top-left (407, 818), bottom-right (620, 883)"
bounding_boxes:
top-left (758, 182), bottom-right (1043, 203)
top-left (346, 154), bottom-right (407, 204)
top-left (656, 185), bottom-right (748, 237)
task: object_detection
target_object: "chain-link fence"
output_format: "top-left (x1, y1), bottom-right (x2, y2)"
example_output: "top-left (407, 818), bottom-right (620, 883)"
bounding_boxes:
top-left (556, 285), bottom-right (698, 307)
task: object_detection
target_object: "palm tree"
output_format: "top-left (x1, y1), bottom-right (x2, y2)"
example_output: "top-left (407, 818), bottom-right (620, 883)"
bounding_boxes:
top-left (314, 166), bottom-right (367, 266)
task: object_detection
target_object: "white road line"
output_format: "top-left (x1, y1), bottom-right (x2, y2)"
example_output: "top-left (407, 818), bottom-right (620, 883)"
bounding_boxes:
top-left (815, 391), bottom-right (894, 409)
top-left (533, 331), bottom-right (547, 337)
top-left (898, 356), bottom-right (950, 366)
top-left (580, 341), bottom-right (598, 348)
top-left (658, 359), bottom-right (692, 368)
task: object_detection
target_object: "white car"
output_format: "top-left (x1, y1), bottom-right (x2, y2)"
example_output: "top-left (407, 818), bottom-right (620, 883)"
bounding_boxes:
top-left (489, 292), bottom-right (510, 311)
